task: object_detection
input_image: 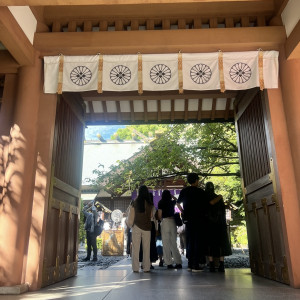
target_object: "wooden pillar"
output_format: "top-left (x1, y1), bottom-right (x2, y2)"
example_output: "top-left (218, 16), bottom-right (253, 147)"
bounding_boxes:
top-left (266, 50), bottom-right (300, 287)
top-left (0, 53), bottom-right (42, 289)
top-left (0, 74), bottom-right (18, 135)
top-left (0, 74), bottom-right (18, 203)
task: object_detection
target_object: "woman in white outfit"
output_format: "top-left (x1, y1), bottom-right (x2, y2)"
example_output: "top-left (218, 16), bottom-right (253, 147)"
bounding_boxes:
top-left (158, 190), bottom-right (182, 269)
top-left (131, 185), bottom-right (155, 273)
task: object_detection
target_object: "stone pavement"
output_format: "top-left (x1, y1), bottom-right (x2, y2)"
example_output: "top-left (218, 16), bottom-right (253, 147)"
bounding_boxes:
top-left (2, 256), bottom-right (300, 300)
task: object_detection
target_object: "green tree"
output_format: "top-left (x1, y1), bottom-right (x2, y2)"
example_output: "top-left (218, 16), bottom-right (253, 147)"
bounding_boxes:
top-left (89, 123), bottom-right (245, 228)
top-left (111, 124), bottom-right (168, 141)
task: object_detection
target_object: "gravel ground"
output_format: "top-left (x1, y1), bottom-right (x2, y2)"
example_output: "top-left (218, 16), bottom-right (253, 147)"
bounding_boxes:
top-left (77, 246), bottom-right (249, 269)
top-left (77, 245), bottom-right (125, 269)
top-left (224, 248), bottom-right (250, 268)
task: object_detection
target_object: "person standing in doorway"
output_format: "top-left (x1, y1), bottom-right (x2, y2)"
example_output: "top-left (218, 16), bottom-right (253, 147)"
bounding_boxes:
top-left (205, 181), bottom-right (232, 272)
top-left (82, 201), bottom-right (99, 262)
top-left (158, 190), bottom-right (182, 269)
top-left (131, 185), bottom-right (155, 273)
top-left (177, 173), bottom-right (221, 272)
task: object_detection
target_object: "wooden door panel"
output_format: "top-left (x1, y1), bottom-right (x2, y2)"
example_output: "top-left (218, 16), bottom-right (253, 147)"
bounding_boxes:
top-left (236, 89), bottom-right (289, 284)
top-left (42, 94), bottom-right (84, 287)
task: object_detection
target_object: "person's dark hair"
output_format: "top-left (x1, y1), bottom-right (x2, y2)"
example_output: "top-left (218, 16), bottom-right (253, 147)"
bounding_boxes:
top-left (187, 173), bottom-right (199, 184)
top-left (149, 192), bottom-right (154, 205)
top-left (205, 181), bottom-right (215, 195)
top-left (135, 185), bottom-right (150, 213)
top-left (160, 190), bottom-right (172, 204)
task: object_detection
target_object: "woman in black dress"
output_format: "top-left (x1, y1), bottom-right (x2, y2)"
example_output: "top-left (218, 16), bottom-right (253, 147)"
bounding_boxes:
top-left (205, 182), bottom-right (232, 272)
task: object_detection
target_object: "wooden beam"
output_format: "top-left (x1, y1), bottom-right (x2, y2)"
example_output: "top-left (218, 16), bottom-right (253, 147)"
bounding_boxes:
top-left (285, 20), bottom-right (300, 60)
top-left (52, 21), bottom-right (61, 32)
top-left (178, 19), bottom-right (186, 29)
top-left (68, 20), bottom-right (77, 32)
top-left (131, 20), bottom-right (139, 31)
top-left (34, 27), bottom-right (286, 56)
top-left (39, 1), bottom-right (274, 21)
top-left (116, 100), bottom-right (122, 122)
top-left (0, 50), bottom-right (19, 73)
top-left (102, 100), bottom-right (108, 122)
top-left (209, 17), bottom-right (218, 28)
top-left (225, 17), bottom-right (234, 28)
top-left (241, 16), bottom-right (250, 27)
top-left (184, 99), bottom-right (188, 121)
top-left (211, 98), bottom-right (216, 120)
top-left (81, 90), bottom-right (237, 101)
top-left (144, 100), bottom-right (148, 122)
top-left (162, 19), bottom-right (171, 30)
top-left (225, 98), bottom-right (231, 120)
top-left (88, 101), bottom-right (94, 113)
top-left (194, 18), bottom-right (202, 29)
top-left (146, 19), bottom-right (155, 30)
top-left (84, 21), bottom-right (93, 32)
top-left (1, 0), bottom-right (275, 9)
top-left (197, 98), bottom-right (202, 120)
top-left (171, 99), bottom-right (175, 121)
top-left (84, 109), bottom-right (235, 125)
top-left (130, 100), bottom-right (135, 122)
top-left (157, 100), bottom-right (161, 122)
top-left (0, 7), bottom-right (35, 66)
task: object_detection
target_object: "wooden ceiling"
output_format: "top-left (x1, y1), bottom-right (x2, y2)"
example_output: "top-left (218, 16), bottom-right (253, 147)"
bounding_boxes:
top-left (63, 90), bottom-right (238, 125)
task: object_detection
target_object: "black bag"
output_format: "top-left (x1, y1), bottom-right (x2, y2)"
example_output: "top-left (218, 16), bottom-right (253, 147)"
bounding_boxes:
top-left (174, 213), bottom-right (183, 227)
top-left (94, 219), bottom-right (104, 236)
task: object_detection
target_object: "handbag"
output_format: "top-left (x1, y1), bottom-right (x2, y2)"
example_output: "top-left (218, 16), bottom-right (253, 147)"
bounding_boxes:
top-left (174, 212), bottom-right (183, 227)
top-left (126, 205), bottom-right (135, 228)
top-left (94, 219), bottom-right (103, 236)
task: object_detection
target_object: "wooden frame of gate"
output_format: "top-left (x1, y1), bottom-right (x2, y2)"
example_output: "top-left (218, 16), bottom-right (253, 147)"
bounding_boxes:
top-left (1, 0), bottom-right (300, 292)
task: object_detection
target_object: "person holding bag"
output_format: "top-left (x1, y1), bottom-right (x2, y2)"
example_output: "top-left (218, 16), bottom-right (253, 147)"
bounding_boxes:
top-left (131, 185), bottom-right (154, 273)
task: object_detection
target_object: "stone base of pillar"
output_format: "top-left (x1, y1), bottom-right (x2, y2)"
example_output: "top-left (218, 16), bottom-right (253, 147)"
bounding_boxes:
top-left (0, 284), bottom-right (29, 294)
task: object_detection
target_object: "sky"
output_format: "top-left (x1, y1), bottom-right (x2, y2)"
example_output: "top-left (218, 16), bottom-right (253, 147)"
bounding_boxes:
top-left (85, 125), bottom-right (125, 141)
top-left (82, 125), bottom-right (145, 184)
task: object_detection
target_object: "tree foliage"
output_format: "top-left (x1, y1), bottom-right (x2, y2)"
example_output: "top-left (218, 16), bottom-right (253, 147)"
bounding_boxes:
top-left (89, 122), bottom-right (245, 226)
top-left (110, 124), bottom-right (168, 141)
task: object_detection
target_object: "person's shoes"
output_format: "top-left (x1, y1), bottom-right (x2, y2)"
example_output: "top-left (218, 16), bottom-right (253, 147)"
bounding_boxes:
top-left (218, 261), bottom-right (225, 272)
top-left (150, 265), bottom-right (154, 269)
top-left (187, 262), bottom-right (192, 271)
top-left (133, 270), bottom-right (139, 273)
top-left (192, 265), bottom-right (204, 272)
top-left (82, 257), bottom-right (90, 261)
top-left (209, 261), bottom-right (216, 272)
top-left (159, 261), bottom-right (164, 267)
top-left (167, 264), bottom-right (174, 269)
top-left (175, 264), bottom-right (182, 269)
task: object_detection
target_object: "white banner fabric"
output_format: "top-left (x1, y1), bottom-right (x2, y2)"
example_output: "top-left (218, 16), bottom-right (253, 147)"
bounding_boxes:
top-left (142, 54), bottom-right (179, 91)
top-left (263, 51), bottom-right (279, 89)
top-left (102, 55), bottom-right (138, 91)
top-left (44, 56), bottom-right (60, 93)
top-left (182, 53), bottom-right (220, 91)
top-left (62, 55), bottom-right (99, 92)
top-left (43, 51), bottom-right (279, 94)
top-left (222, 51), bottom-right (259, 90)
